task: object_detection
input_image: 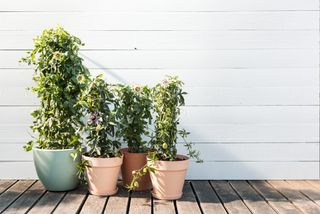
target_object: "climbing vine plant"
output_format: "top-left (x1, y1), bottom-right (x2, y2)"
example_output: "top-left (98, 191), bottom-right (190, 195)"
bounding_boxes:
top-left (115, 84), bottom-right (152, 153)
top-left (21, 26), bottom-right (90, 151)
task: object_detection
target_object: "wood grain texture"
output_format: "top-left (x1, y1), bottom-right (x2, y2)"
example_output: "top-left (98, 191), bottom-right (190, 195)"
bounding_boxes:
top-left (286, 180), bottom-right (320, 207)
top-left (28, 191), bottom-right (66, 214)
top-left (104, 186), bottom-right (129, 214)
top-left (0, 180), bottom-right (34, 212)
top-left (268, 180), bottom-right (320, 214)
top-left (191, 181), bottom-right (226, 214)
top-left (249, 181), bottom-right (301, 214)
top-left (54, 186), bottom-right (88, 214)
top-left (229, 181), bottom-right (276, 214)
top-left (176, 182), bottom-right (202, 214)
top-left (210, 181), bottom-right (251, 214)
top-left (153, 198), bottom-right (175, 214)
top-left (4, 181), bottom-right (45, 214)
top-left (0, 180), bottom-right (16, 194)
top-left (129, 190), bottom-right (152, 214)
top-left (80, 194), bottom-right (107, 214)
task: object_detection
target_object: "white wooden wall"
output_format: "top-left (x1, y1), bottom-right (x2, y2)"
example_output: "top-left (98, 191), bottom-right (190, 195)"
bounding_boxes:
top-left (0, 0), bottom-right (319, 179)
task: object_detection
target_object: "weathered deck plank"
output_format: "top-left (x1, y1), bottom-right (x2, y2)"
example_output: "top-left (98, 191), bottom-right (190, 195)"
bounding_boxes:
top-left (286, 180), bottom-right (320, 207)
top-left (230, 180), bottom-right (276, 214)
top-left (268, 180), bottom-right (320, 214)
top-left (249, 180), bottom-right (301, 214)
top-left (306, 180), bottom-right (320, 190)
top-left (53, 185), bottom-right (88, 214)
top-left (129, 190), bottom-right (152, 214)
top-left (176, 182), bottom-right (202, 214)
top-left (4, 181), bottom-right (45, 214)
top-left (0, 180), bottom-right (319, 213)
top-left (104, 186), bottom-right (129, 214)
top-left (210, 180), bottom-right (251, 214)
top-left (28, 191), bottom-right (66, 214)
top-left (153, 198), bottom-right (175, 214)
top-left (0, 180), bottom-right (16, 195)
top-left (0, 180), bottom-right (34, 213)
top-left (80, 194), bottom-right (107, 214)
top-left (192, 180), bottom-right (227, 214)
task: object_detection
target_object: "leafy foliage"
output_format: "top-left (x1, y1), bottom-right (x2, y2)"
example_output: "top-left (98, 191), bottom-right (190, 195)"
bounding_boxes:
top-left (152, 76), bottom-right (202, 162)
top-left (78, 75), bottom-right (121, 158)
top-left (21, 26), bottom-right (90, 151)
top-left (128, 76), bottom-right (202, 190)
top-left (115, 84), bottom-right (153, 153)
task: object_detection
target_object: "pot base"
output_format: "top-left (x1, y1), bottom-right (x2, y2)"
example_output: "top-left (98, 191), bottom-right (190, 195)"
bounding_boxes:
top-left (151, 190), bottom-right (182, 200)
top-left (89, 187), bottom-right (118, 196)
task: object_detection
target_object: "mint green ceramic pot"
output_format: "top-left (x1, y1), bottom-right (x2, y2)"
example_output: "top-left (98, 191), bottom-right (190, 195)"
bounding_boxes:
top-left (33, 148), bottom-right (80, 191)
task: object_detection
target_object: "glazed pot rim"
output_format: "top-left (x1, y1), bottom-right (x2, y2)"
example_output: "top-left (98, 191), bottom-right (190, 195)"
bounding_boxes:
top-left (33, 147), bottom-right (76, 152)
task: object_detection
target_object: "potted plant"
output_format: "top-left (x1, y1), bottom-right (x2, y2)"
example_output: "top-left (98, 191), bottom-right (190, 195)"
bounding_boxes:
top-left (129, 76), bottom-right (202, 200)
top-left (78, 75), bottom-right (122, 196)
top-left (115, 84), bottom-right (153, 190)
top-left (21, 26), bottom-right (90, 191)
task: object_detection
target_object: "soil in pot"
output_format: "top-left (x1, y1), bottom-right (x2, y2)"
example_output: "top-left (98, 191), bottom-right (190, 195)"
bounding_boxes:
top-left (121, 148), bottom-right (152, 191)
top-left (82, 155), bottom-right (123, 196)
top-left (33, 148), bottom-right (80, 191)
top-left (150, 154), bottom-right (189, 200)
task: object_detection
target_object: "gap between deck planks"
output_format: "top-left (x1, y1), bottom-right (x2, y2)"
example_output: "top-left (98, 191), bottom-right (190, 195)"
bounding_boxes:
top-left (0, 180), bottom-right (320, 214)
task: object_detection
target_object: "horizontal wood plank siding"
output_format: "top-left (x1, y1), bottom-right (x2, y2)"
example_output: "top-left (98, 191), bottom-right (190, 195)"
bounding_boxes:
top-left (0, 0), bottom-right (318, 179)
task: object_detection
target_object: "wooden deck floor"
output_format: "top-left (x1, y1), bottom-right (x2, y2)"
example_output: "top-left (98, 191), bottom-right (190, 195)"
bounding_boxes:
top-left (0, 180), bottom-right (320, 213)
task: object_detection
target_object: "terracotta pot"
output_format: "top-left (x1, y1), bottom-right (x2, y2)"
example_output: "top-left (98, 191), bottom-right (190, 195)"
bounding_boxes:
top-left (121, 148), bottom-right (152, 191)
top-left (82, 155), bottom-right (123, 196)
top-left (150, 154), bottom-right (189, 200)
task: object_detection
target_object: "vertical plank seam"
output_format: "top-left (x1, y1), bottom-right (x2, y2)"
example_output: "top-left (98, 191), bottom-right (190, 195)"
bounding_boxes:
top-left (189, 181), bottom-right (204, 214)
top-left (25, 189), bottom-right (48, 213)
top-left (125, 190), bottom-right (132, 214)
top-left (265, 180), bottom-right (305, 213)
top-left (173, 200), bottom-right (178, 214)
top-left (75, 191), bottom-right (89, 214)
top-left (101, 196), bottom-right (109, 214)
top-left (50, 191), bottom-right (68, 213)
top-left (246, 181), bottom-right (280, 214)
top-left (227, 180), bottom-right (253, 214)
top-left (208, 180), bottom-right (229, 214)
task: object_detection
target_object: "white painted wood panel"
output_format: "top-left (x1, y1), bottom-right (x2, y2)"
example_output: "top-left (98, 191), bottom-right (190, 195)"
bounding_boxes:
top-left (1, 143), bottom-right (318, 162)
top-left (0, 0), bottom-right (318, 179)
top-left (1, 50), bottom-right (318, 69)
top-left (0, 161), bottom-right (317, 179)
top-left (0, 31), bottom-right (318, 50)
top-left (0, 123), bottom-right (317, 144)
top-left (1, 86), bottom-right (318, 106)
top-left (0, 106), bottom-right (317, 125)
top-left (1, 0), bottom-right (318, 11)
top-left (0, 12), bottom-right (318, 31)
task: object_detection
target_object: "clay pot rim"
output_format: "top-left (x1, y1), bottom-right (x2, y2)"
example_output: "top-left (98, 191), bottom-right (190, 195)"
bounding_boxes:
top-left (82, 154), bottom-right (123, 168)
top-left (121, 148), bottom-right (149, 155)
top-left (148, 154), bottom-right (189, 162)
